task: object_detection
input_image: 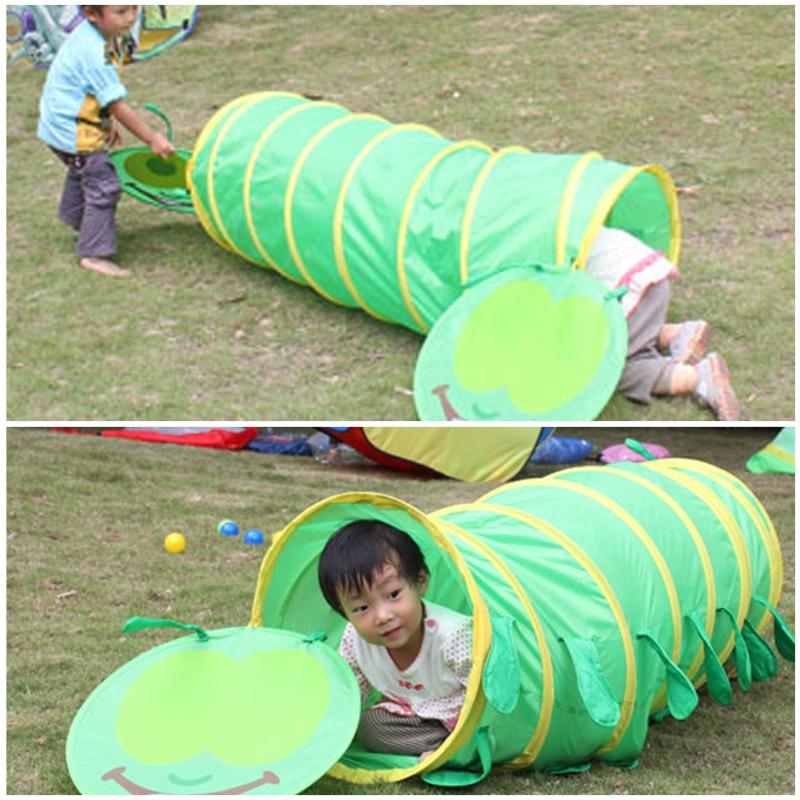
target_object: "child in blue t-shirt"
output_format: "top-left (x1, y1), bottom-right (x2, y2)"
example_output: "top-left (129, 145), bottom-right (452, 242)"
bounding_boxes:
top-left (37, 5), bottom-right (176, 277)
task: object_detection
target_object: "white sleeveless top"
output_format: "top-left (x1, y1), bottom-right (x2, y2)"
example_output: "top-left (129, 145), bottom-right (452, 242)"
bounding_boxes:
top-left (585, 226), bottom-right (678, 318)
top-left (338, 600), bottom-right (473, 730)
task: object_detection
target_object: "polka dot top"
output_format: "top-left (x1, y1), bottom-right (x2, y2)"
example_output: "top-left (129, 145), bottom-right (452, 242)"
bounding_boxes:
top-left (338, 600), bottom-right (473, 730)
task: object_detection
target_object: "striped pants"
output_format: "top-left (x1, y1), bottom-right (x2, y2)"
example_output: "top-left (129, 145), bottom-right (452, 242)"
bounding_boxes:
top-left (357, 707), bottom-right (450, 755)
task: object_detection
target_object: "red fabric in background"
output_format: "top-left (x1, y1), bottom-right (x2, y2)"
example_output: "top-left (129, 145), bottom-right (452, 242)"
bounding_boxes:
top-left (97, 428), bottom-right (259, 450)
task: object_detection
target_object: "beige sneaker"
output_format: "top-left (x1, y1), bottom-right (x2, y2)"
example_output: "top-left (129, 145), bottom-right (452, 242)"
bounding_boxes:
top-left (669, 320), bottom-right (710, 364)
top-left (695, 352), bottom-right (741, 420)
top-left (80, 257), bottom-right (131, 278)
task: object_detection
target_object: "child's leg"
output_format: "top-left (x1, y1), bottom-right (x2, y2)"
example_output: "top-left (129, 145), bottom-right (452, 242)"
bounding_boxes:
top-left (357, 708), bottom-right (449, 755)
top-left (75, 153), bottom-right (129, 277)
top-left (76, 152), bottom-right (122, 261)
top-left (658, 320), bottom-right (710, 364)
top-left (57, 165), bottom-right (85, 231)
top-left (618, 280), bottom-right (673, 403)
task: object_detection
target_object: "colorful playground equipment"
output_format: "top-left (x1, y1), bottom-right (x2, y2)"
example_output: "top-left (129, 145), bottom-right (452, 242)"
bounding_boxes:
top-left (67, 456), bottom-right (792, 793)
top-left (319, 426), bottom-right (551, 481)
top-left (6, 5), bottom-right (197, 68)
top-left (114, 91), bottom-right (680, 420)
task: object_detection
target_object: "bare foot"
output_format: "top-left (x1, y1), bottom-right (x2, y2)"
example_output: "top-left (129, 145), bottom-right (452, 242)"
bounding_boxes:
top-left (80, 257), bottom-right (131, 278)
top-left (419, 749), bottom-right (436, 763)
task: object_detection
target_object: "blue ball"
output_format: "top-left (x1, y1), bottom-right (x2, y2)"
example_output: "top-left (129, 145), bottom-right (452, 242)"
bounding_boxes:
top-left (218, 519), bottom-right (239, 537)
top-left (243, 528), bottom-right (265, 545)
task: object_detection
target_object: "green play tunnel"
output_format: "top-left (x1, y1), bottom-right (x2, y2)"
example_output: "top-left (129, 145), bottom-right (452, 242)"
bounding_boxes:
top-left (187, 91), bottom-right (679, 336)
top-left (251, 457), bottom-right (792, 785)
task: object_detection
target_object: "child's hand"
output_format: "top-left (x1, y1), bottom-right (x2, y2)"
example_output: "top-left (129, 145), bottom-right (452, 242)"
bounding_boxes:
top-left (109, 121), bottom-right (123, 148)
top-left (150, 133), bottom-right (176, 160)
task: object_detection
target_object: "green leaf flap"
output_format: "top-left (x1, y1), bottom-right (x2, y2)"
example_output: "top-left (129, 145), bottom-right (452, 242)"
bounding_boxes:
top-left (742, 620), bottom-right (778, 681)
top-left (753, 594), bottom-right (795, 662)
top-left (686, 611), bottom-right (732, 705)
top-left (716, 606), bottom-right (752, 690)
top-left (560, 636), bottom-right (620, 728)
top-left (422, 727), bottom-right (492, 787)
top-left (637, 632), bottom-right (698, 720)
top-left (482, 616), bottom-right (520, 714)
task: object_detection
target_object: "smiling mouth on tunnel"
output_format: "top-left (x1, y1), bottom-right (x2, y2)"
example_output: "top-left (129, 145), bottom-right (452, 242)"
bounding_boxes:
top-left (101, 766), bottom-right (280, 795)
top-left (432, 384), bottom-right (499, 421)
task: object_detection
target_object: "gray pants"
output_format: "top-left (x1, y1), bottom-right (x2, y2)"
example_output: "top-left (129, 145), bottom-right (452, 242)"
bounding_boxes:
top-left (54, 149), bottom-right (121, 258)
top-left (618, 280), bottom-right (676, 404)
top-left (357, 707), bottom-right (450, 755)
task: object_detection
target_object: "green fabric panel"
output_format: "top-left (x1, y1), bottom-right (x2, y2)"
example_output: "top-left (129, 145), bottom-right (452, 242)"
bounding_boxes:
top-left (289, 115), bottom-right (389, 306)
top-left (237, 103), bottom-right (351, 280)
top-left (605, 170), bottom-right (673, 255)
top-left (486, 483), bottom-right (676, 666)
top-left (340, 130), bottom-right (446, 327)
top-left (190, 99), bottom-right (251, 244)
top-left (465, 152), bottom-right (578, 280)
top-left (664, 463), bottom-right (773, 634)
top-left (435, 510), bottom-right (549, 768)
top-left (439, 506), bottom-right (622, 769)
top-left (550, 466), bottom-right (710, 678)
top-left (215, 99), bottom-right (349, 268)
top-left (401, 146), bottom-right (492, 328)
top-left (564, 158), bottom-right (637, 261)
top-left (484, 481), bottom-right (674, 760)
top-left (191, 93), bottom-right (308, 260)
top-left (122, 151), bottom-right (188, 190)
top-left (639, 463), bottom-right (745, 661)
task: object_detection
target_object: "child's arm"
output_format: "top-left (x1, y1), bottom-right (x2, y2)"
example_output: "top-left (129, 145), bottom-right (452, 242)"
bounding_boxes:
top-left (107, 100), bottom-right (176, 159)
top-left (338, 625), bottom-right (373, 705)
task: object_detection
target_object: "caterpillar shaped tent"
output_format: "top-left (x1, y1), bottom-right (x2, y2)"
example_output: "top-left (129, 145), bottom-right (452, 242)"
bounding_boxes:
top-left (67, 457), bottom-right (793, 794)
top-left (171, 90), bottom-right (678, 421)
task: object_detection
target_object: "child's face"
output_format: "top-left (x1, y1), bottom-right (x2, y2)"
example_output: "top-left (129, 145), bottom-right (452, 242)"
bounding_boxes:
top-left (339, 562), bottom-right (428, 655)
top-left (86, 5), bottom-right (139, 37)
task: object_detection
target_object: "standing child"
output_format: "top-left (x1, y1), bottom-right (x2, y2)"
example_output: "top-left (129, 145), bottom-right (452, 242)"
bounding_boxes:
top-left (318, 520), bottom-right (473, 761)
top-left (37, 5), bottom-right (176, 277)
top-left (586, 226), bottom-right (741, 420)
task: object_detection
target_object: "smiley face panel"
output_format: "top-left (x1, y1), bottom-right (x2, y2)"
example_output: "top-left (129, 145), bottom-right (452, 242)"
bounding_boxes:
top-left (67, 627), bottom-right (360, 795)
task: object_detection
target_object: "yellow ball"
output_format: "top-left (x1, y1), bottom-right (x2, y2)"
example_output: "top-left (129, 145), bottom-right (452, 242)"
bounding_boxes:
top-left (164, 532), bottom-right (186, 554)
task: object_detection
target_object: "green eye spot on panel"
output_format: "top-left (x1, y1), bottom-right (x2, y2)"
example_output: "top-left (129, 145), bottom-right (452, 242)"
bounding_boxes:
top-left (414, 266), bottom-right (627, 421)
top-left (66, 627), bottom-right (360, 795)
top-left (109, 147), bottom-right (195, 213)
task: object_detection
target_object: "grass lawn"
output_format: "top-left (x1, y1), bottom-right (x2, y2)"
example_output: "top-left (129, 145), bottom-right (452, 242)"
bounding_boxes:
top-left (6, 426), bottom-right (794, 794)
top-left (6, 5), bottom-right (794, 420)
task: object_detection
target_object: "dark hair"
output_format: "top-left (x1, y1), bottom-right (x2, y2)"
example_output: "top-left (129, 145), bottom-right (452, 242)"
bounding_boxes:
top-left (318, 520), bottom-right (428, 616)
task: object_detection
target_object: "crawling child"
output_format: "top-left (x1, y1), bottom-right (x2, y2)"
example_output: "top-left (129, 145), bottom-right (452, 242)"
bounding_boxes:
top-left (586, 226), bottom-right (741, 420)
top-left (318, 520), bottom-right (473, 760)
